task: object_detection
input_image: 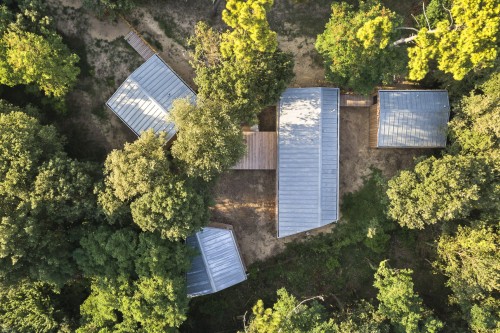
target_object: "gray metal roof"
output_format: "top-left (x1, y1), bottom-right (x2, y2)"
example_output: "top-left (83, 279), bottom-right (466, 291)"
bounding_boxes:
top-left (277, 88), bottom-right (340, 238)
top-left (377, 90), bottom-right (450, 147)
top-left (186, 227), bottom-right (247, 297)
top-left (106, 54), bottom-right (196, 141)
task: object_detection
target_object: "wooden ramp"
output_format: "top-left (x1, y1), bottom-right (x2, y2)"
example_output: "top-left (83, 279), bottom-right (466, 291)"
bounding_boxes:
top-left (125, 31), bottom-right (156, 60)
top-left (232, 132), bottom-right (277, 170)
top-left (340, 94), bottom-right (372, 107)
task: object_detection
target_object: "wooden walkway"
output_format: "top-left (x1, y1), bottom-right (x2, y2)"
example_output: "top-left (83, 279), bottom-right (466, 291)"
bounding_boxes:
top-left (340, 94), bottom-right (372, 107)
top-left (232, 132), bottom-right (277, 170)
top-left (125, 31), bottom-right (156, 60)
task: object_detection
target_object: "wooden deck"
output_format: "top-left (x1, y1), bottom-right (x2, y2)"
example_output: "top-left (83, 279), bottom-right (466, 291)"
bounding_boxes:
top-left (232, 132), bottom-right (277, 170)
top-left (340, 94), bottom-right (372, 107)
top-left (125, 31), bottom-right (156, 60)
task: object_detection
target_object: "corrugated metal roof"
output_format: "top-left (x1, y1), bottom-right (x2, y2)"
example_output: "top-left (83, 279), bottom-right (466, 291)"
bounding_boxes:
top-left (106, 54), bottom-right (196, 141)
top-left (277, 88), bottom-right (340, 238)
top-left (186, 227), bottom-right (247, 297)
top-left (378, 90), bottom-right (450, 147)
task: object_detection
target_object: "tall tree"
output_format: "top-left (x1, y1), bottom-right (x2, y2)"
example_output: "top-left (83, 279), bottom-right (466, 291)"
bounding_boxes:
top-left (315, 1), bottom-right (407, 94)
top-left (0, 2), bottom-right (80, 98)
top-left (436, 224), bottom-right (500, 332)
top-left (76, 231), bottom-right (191, 333)
top-left (98, 130), bottom-right (211, 240)
top-left (190, 0), bottom-right (294, 125)
top-left (387, 155), bottom-right (497, 229)
top-left (374, 260), bottom-right (443, 333)
top-left (170, 98), bottom-right (246, 181)
top-left (0, 109), bottom-right (99, 286)
top-left (315, 0), bottom-right (500, 92)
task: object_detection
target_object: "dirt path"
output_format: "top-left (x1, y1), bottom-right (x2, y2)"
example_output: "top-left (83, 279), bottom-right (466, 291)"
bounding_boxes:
top-left (214, 106), bottom-right (427, 265)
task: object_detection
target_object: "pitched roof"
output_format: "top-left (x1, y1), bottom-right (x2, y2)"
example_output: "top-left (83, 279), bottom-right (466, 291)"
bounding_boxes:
top-left (106, 54), bottom-right (196, 141)
top-left (277, 88), bottom-right (340, 238)
top-left (186, 227), bottom-right (247, 297)
top-left (377, 90), bottom-right (450, 147)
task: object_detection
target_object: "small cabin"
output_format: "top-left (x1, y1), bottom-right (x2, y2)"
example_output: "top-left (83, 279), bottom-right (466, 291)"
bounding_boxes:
top-left (106, 54), bottom-right (196, 142)
top-left (369, 90), bottom-right (450, 148)
top-left (186, 225), bottom-right (247, 297)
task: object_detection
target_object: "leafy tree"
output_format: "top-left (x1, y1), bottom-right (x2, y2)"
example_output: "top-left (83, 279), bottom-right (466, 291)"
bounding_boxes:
top-left (76, 231), bottom-right (191, 332)
top-left (221, 0), bottom-right (278, 60)
top-left (374, 260), bottom-right (443, 333)
top-left (243, 288), bottom-right (336, 333)
top-left (190, 1), bottom-right (294, 124)
top-left (316, 0), bottom-right (500, 91)
top-left (82, 0), bottom-right (139, 18)
top-left (448, 71), bottom-right (500, 156)
top-left (0, 281), bottom-right (65, 333)
top-left (170, 98), bottom-right (246, 181)
top-left (407, 0), bottom-right (500, 81)
top-left (387, 155), bottom-right (497, 229)
top-left (436, 224), bottom-right (500, 332)
top-left (98, 130), bottom-right (210, 240)
top-left (0, 110), bottom-right (99, 286)
top-left (0, 29), bottom-right (80, 97)
top-left (0, 3), bottom-right (80, 98)
top-left (315, 1), bottom-right (407, 94)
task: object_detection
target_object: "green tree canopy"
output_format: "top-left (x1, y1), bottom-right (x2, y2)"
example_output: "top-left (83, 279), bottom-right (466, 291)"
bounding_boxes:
top-left (243, 288), bottom-right (336, 333)
top-left (76, 230), bottom-right (191, 333)
top-left (387, 155), bottom-right (497, 229)
top-left (170, 98), bottom-right (246, 181)
top-left (0, 281), bottom-right (65, 333)
top-left (436, 224), bottom-right (500, 332)
top-left (0, 2), bottom-right (80, 97)
top-left (448, 71), bottom-right (500, 157)
top-left (316, 0), bottom-right (500, 92)
top-left (407, 0), bottom-right (500, 81)
top-left (315, 1), bottom-right (407, 94)
top-left (374, 260), bottom-right (443, 333)
top-left (98, 130), bottom-right (211, 240)
top-left (190, 1), bottom-right (294, 125)
top-left (0, 109), bottom-right (99, 286)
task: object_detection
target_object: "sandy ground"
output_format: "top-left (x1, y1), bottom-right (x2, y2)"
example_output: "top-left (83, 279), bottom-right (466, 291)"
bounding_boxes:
top-left (215, 106), bottom-right (428, 266)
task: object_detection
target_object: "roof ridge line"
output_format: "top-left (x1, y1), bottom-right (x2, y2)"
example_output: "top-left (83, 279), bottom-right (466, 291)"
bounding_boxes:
top-left (196, 230), bottom-right (217, 293)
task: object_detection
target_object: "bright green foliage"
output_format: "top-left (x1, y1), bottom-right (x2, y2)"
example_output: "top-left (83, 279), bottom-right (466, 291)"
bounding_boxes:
top-left (244, 288), bottom-right (335, 333)
top-left (374, 261), bottom-right (443, 333)
top-left (387, 155), bottom-right (497, 229)
top-left (330, 301), bottom-right (388, 333)
top-left (315, 1), bottom-right (406, 94)
top-left (98, 130), bottom-right (210, 240)
top-left (82, 0), bottom-right (139, 18)
top-left (449, 71), bottom-right (500, 156)
top-left (190, 15), bottom-right (293, 124)
top-left (0, 110), bottom-right (99, 286)
top-left (0, 29), bottom-right (80, 97)
top-left (408, 0), bottom-right (500, 81)
top-left (0, 281), bottom-right (62, 332)
top-left (221, 0), bottom-right (277, 60)
top-left (0, 2), bottom-right (80, 98)
top-left (170, 98), bottom-right (246, 181)
top-left (436, 224), bottom-right (500, 332)
top-left (76, 231), bottom-right (190, 332)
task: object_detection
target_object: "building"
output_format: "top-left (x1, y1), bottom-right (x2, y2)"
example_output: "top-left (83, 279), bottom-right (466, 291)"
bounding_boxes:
top-left (369, 90), bottom-right (450, 148)
top-left (277, 88), bottom-right (340, 238)
top-left (186, 225), bottom-right (247, 297)
top-left (106, 54), bottom-right (196, 142)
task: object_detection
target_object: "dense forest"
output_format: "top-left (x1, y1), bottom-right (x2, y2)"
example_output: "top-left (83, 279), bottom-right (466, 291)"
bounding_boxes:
top-left (0, 0), bottom-right (498, 332)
